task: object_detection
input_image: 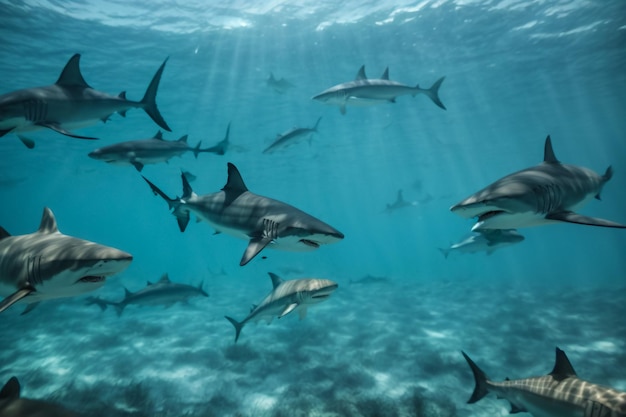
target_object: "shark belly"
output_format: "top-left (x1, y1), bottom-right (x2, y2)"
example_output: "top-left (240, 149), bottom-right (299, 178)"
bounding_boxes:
top-left (509, 390), bottom-right (585, 417)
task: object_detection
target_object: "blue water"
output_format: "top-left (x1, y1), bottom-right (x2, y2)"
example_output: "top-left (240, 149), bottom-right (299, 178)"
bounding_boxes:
top-left (0, 1), bottom-right (625, 416)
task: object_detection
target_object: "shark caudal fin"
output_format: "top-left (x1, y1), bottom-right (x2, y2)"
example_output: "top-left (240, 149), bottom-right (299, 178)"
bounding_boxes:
top-left (438, 247), bottom-right (451, 259)
top-left (461, 351), bottom-right (490, 403)
top-left (140, 58), bottom-right (171, 132)
top-left (418, 77), bottom-right (446, 110)
top-left (225, 316), bottom-right (245, 343)
top-left (142, 175), bottom-right (191, 232)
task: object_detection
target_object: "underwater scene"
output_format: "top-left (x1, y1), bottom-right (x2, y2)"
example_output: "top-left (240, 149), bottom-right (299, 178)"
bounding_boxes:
top-left (1, 0), bottom-right (625, 416)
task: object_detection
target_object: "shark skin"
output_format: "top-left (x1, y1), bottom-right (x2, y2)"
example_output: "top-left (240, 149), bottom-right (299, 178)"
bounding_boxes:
top-left (312, 65), bottom-right (446, 115)
top-left (88, 130), bottom-right (210, 172)
top-left (86, 273), bottom-right (208, 316)
top-left (462, 348), bottom-right (626, 417)
top-left (438, 229), bottom-right (524, 258)
top-left (0, 54), bottom-right (170, 146)
top-left (451, 135), bottom-right (626, 231)
top-left (225, 272), bottom-right (338, 342)
top-left (142, 162), bottom-right (344, 266)
top-left (0, 208), bottom-right (132, 314)
top-left (0, 376), bottom-right (81, 417)
top-left (262, 117), bottom-right (322, 154)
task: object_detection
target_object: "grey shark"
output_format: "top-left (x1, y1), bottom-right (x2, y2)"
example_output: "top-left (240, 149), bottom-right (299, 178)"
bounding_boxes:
top-left (262, 117), bottom-right (322, 154)
top-left (88, 130), bottom-right (209, 172)
top-left (451, 136), bottom-right (626, 231)
top-left (438, 229), bottom-right (524, 258)
top-left (0, 376), bottom-right (81, 417)
top-left (142, 163), bottom-right (344, 266)
top-left (202, 122), bottom-right (246, 155)
top-left (86, 273), bottom-right (208, 316)
top-left (225, 272), bottom-right (338, 342)
top-left (0, 208), bottom-right (132, 314)
top-left (266, 72), bottom-right (295, 94)
top-left (462, 347), bottom-right (626, 417)
top-left (312, 65), bottom-right (446, 115)
top-left (0, 53), bottom-right (170, 145)
top-left (383, 189), bottom-right (419, 214)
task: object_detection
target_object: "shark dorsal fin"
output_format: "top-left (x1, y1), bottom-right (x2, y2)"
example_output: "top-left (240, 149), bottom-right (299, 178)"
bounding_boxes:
top-left (268, 272), bottom-right (283, 289)
top-left (123, 287), bottom-right (133, 298)
top-left (543, 135), bottom-right (559, 164)
top-left (55, 54), bottom-right (91, 88)
top-left (381, 67), bottom-right (390, 80)
top-left (0, 377), bottom-right (20, 399)
top-left (158, 273), bottom-right (171, 283)
top-left (355, 65), bottom-right (367, 81)
top-left (118, 91), bottom-right (127, 99)
top-left (154, 131), bottom-right (164, 140)
top-left (0, 226), bottom-right (10, 240)
top-left (396, 189), bottom-right (405, 203)
top-left (222, 163), bottom-right (249, 195)
top-left (550, 347), bottom-right (577, 380)
top-left (178, 135), bottom-right (189, 143)
top-left (38, 208), bottom-right (59, 234)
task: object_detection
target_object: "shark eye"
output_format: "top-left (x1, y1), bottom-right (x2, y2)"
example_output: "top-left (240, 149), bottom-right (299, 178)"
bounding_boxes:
top-left (79, 276), bottom-right (105, 283)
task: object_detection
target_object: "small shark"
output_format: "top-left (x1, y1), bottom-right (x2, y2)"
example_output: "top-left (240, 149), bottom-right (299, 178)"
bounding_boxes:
top-left (266, 72), bottom-right (295, 94)
top-left (451, 136), bottom-right (626, 231)
top-left (0, 376), bottom-right (81, 417)
top-left (225, 272), bottom-right (338, 342)
top-left (0, 54), bottom-right (170, 146)
top-left (86, 273), bottom-right (208, 316)
top-left (88, 130), bottom-right (209, 172)
top-left (462, 347), bottom-right (626, 417)
top-left (142, 162), bottom-right (344, 266)
top-left (383, 189), bottom-right (419, 214)
top-left (312, 65), bottom-right (446, 115)
top-left (262, 117), bottom-right (322, 154)
top-left (438, 229), bottom-right (524, 258)
top-left (201, 122), bottom-right (246, 155)
top-left (0, 208), bottom-right (132, 314)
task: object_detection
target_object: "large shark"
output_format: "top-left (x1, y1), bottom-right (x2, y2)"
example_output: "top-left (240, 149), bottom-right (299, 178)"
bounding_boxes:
top-left (0, 376), bottom-right (81, 417)
top-left (312, 65), bottom-right (446, 115)
top-left (88, 130), bottom-right (209, 172)
top-left (451, 136), bottom-right (626, 231)
top-left (438, 229), bottom-right (524, 258)
top-left (0, 208), bottom-right (132, 314)
top-left (142, 163), bottom-right (344, 266)
top-left (462, 347), bottom-right (626, 417)
top-left (0, 53), bottom-right (170, 146)
top-left (86, 273), bottom-right (208, 316)
top-left (225, 272), bottom-right (338, 342)
top-left (262, 117), bottom-right (322, 154)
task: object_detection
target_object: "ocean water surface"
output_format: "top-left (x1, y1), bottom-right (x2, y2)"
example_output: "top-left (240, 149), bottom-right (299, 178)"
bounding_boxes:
top-left (0, 1), bottom-right (625, 416)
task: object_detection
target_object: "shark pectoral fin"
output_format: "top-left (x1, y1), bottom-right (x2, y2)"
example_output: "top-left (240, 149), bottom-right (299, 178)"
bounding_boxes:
top-left (298, 307), bottom-right (308, 320)
top-left (0, 129), bottom-right (14, 138)
top-left (35, 122), bottom-right (98, 140)
top-left (17, 135), bottom-right (35, 149)
top-left (0, 287), bottom-right (34, 313)
top-left (546, 211), bottom-right (626, 228)
top-left (20, 302), bottom-right (40, 316)
top-left (339, 104), bottom-right (347, 115)
top-left (279, 303), bottom-right (299, 318)
top-left (509, 402), bottom-right (526, 414)
top-left (240, 236), bottom-right (272, 266)
top-left (132, 161), bottom-right (144, 172)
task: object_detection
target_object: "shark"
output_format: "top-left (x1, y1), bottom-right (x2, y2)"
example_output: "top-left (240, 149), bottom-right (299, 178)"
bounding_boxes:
top-left (383, 189), bottom-right (419, 214)
top-left (86, 273), bottom-right (208, 316)
top-left (0, 208), bottom-right (132, 314)
top-left (88, 130), bottom-right (210, 172)
top-left (262, 117), bottom-right (322, 154)
top-left (266, 72), bottom-right (295, 94)
top-left (0, 53), bottom-right (170, 146)
top-left (201, 122), bottom-right (247, 156)
top-left (438, 229), bottom-right (524, 258)
top-left (0, 376), bottom-right (81, 417)
top-left (451, 135), bottom-right (626, 231)
top-left (225, 272), bottom-right (338, 342)
top-left (142, 162), bottom-right (344, 266)
top-left (462, 347), bottom-right (626, 417)
top-left (312, 65), bottom-right (446, 115)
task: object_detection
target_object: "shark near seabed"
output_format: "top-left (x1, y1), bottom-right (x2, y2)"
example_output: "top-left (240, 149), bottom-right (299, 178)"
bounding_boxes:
top-left (225, 272), bottom-right (338, 342)
top-left (0, 208), bottom-right (132, 314)
top-left (0, 376), bottom-right (81, 417)
top-left (312, 65), bottom-right (446, 115)
top-left (451, 135), bottom-right (626, 231)
top-left (0, 54), bottom-right (170, 148)
top-left (142, 163), bottom-right (344, 266)
top-left (462, 348), bottom-right (626, 417)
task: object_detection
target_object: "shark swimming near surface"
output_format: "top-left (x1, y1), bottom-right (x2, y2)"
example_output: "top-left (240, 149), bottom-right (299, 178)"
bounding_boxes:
top-left (312, 65), bottom-right (446, 115)
top-left (0, 208), bottom-right (132, 314)
top-left (0, 376), bottom-right (81, 417)
top-left (438, 229), bottom-right (524, 258)
top-left (225, 272), bottom-right (338, 342)
top-left (451, 135), bottom-right (626, 231)
top-left (462, 347), bottom-right (626, 417)
top-left (0, 54), bottom-right (170, 147)
top-left (266, 72), bottom-right (295, 94)
top-left (262, 117), bottom-right (322, 154)
top-left (142, 163), bottom-right (344, 266)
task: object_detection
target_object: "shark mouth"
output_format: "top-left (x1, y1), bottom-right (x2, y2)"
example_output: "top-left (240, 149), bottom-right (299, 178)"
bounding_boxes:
top-left (300, 239), bottom-right (320, 248)
top-left (78, 276), bottom-right (106, 283)
top-left (477, 210), bottom-right (506, 222)
top-left (312, 294), bottom-right (331, 299)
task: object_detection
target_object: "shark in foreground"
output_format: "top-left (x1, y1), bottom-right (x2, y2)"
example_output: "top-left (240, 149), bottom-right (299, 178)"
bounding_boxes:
top-left (0, 376), bottom-right (81, 417)
top-left (438, 229), bottom-right (524, 258)
top-left (142, 163), bottom-right (344, 266)
top-left (451, 136), bottom-right (626, 231)
top-left (225, 272), bottom-right (338, 342)
top-left (462, 347), bottom-right (626, 417)
top-left (0, 208), bottom-right (132, 314)
top-left (263, 117), bottom-right (322, 154)
top-left (0, 54), bottom-right (170, 146)
top-left (312, 65), bottom-right (446, 115)
top-left (88, 130), bottom-right (211, 172)
top-left (86, 273), bottom-right (208, 316)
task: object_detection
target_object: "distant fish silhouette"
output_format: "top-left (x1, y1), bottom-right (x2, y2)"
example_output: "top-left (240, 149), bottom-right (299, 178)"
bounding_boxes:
top-left (438, 229), bottom-right (524, 258)
top-left (266, 72), bottom-right (295, 94)
top-left (349, 274), bottom-right (390, 285)
top-left (201, 122), bottom-right (247, 156)
top-left (263, 117), bottom-right (322, 154)
top-left (383, 189), bottom-right (419, 214)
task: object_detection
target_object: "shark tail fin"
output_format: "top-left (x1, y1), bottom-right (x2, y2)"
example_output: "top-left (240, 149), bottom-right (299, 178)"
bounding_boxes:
top-left (418, 76), bottom-right (446, 110)
top-left (193, 141), bottom-right (203, 158)
top-left (140, 57), bottom-right (171, 132)
top-left (142, 175), bottom-right (190, 232)
top-left (113, 303), bottom-right (125, 317)
top-left (461, 351), bottom-right (489, 403)
top-left (225, 316), bottom-right (244, 343)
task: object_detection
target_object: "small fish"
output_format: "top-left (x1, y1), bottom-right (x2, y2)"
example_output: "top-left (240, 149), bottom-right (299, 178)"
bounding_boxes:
top-left (262, 117), bottom-right (322, 154)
